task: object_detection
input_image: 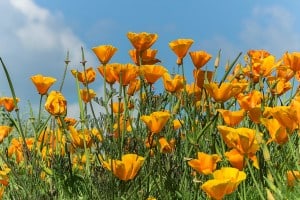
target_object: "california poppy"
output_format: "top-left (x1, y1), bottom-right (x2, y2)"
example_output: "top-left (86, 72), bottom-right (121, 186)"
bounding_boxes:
top-left (140, 111), bottom-right (171, 134)
top-left (97, 64), bottom-right (118, 84)
top-left (69, 126), bottom-right (93, 148)
top-left (188, 152), bottom-right (221, 175)
top-left (0, 97), bottom-right (19, 112)
top-left (236, 90), bottom-right (262, 110)
top-left (201, 167), bottom-right (246, 200)
top-left (189, 50), bottom-right (212, 69)
top-left (129, 49), bottom-right (160, 65)
top-left (158, 136), bottom-right (175, 153)
top-left (282, 51), bottom-right (300, 72)
top-left (92, 45), bottom-right (118, 65)
top-left (287, 170), bottom-right (300, 187)
top-left (140, 65), bottom-right (168, 84)
top-left (162, 73), bottom-right (185, 93)
top-left (101, 153), bottom-right (145, 181)
top-left (127, 79), bottom-right (141, 96)
top-left (193, 69), bottom-right (214, 88)
top-left (204, 82), bottom-right (248, 103)
top-left (8, 137), bottom-right (35, 164)
top-left (80, 88), bottom-right (96, 103)
top-left (0, 126), bottom-right (12, 143)
top-left (112, 63), bottom-right (139, 86)
top-left (217, 109), bottom-right (245, 127)
top-left (45, 91), bottom-right (67, 116)
top-left (71, 67), bottom-right (96, 85)
top-left (169, 39), bottom-right (194, 65)
top-left (30, 74), bottom-right (56, 95)
top-left (261, 118), bottom-right (288, 145)
top-left (127, 32), bottom-right (158, 52)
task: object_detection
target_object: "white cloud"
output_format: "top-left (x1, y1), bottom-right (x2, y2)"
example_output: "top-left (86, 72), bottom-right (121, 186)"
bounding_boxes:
top-left (240, 5), bottom-right (300, 57)
top-left (0, 0), bottom-right (102, 114)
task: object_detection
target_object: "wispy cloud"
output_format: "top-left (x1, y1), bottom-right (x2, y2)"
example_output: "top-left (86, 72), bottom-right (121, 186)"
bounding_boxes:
top-left (0, 0), bottom-right (101, 114)
top-left (240, 5), bottom-right (300, 57)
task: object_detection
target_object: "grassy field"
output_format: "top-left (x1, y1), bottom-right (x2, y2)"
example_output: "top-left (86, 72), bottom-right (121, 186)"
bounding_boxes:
top-left (0, 32), bottom-right (300, 199)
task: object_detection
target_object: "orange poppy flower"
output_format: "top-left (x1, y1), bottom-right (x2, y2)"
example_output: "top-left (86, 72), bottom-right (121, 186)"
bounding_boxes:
top-left (185, 82), bottom-right (202, 101)
top-left (282, 51), bottom-right (300, 72)
top-left (140, 111), bottom-right (171, 134)
top-left (204, 82), bottom-right (248, 103)
top-left (189, 50), bottom-right (212, 69)
top-left (173, 119), bottom-right (183, 130)
top-left (287, 170), bottom-right (300, 187)
top-left (162, 73), bottom-right (185, 93)
top-left (188, 152), bottom-right (221, 175)
top-left (201, 167), bottom-right (246, 200)
top-left (127, 79), bottom-right (141, 96)
top-left (140, 65), bottom-right (168, 84)
top-left (261, 118), bottom-right (288, 145)
top-left (217, 126), bottom-right (262, 155)
top-left (8, 137), bottom-right (35, 164)
top-left (129, 49), bottom-right (160, 65)
top-left (45, 91), bottom-right (67, 116)
top-left (169, 39), bottom-right (194, 65)
top-left (101, 153), bottom-right (145, 181)
top-left (69, 126), bottom-right (93, 148)
top-left (264, 106), bottom-right (298, 131)
top-left (0, 97), bottom-right (19, 112)
top-left (71, 67), bottom-right (96, 85)
top-left (80, 88), bottom-right (96, 103)
top-left (113, 115), bottom-right (132, 137)
top-left (225, 149), bottom-right (245, 170)
top-left (92, 45), bottom-right (118, 65)
top-left (158, 136), bottom-right (175, 154)
top-left (276, 65), bottom-right (294, 81)
top-left (112, 102), bottom-right (124, 114)
top-left (112, 63), bottom-right (139, 86)
top-left (267, 77), bottom-right (292, 96)
top-left (0, 126), bottom-right (12, 143)
top-left (247, 49), bottom-right (271, 63)
top-left (30, 74), bottom-right (56, 95)
top-left (193, 69), bottom-right (214, 88)
top-left (217, 109), bottom-right (245, 127)
top-left (127, 32), bottom-right (158, 52)
top-left (236, 90), bottom-right (262, 110)
top-left (97, 64), bottom-right (118, 84)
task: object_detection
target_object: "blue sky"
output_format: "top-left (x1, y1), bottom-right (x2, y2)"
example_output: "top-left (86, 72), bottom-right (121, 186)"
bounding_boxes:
top-left (1, 0), bottom-right (300, 116)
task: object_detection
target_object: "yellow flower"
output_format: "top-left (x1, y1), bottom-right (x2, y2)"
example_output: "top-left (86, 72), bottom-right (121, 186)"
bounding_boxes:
top-left (112, 102), bottom-right (124, 114)
top-left (92, 45), bottom-right (118, 65)
top-left (30, 74), bottom-right (56, 95)
top-left (8, 137), bottom-right (34, 164)
top-left (140, 65), bottom-right (168, 84)
top-left (173, 119), bottom-right (183, 130)
top-left (158, 136), bottom-right (175, 154)
top-left (283, 51), bottom-right (300, 72)
top-left (287, 170), bottom-right (300, 187)
top-left (127, 32), bottom-right (158, 52)
top-left (0, 97), bottom-right (19, 112)
top-left (80, 88), bottom-right (96, 103)
top-left (71, 67), bottom-right (96, 85)
top-left (236, 90), bottom-right (262, 110)
top-left (189, 50), bottom-right (212, 69)
top-left (217, 109), bottom-right (245, 127)
top-left (127, 79), bottom-right (141, 96)
top-left (0, 126), bottom-right (12, 143)
top-left (188, 152), bottom-right (221, 175)
top-left (193, 69), bottom-right (214, 88)
top-left (45, 91), bottom-right (67, 116)
top-left (112, 63), bottom-right (139, 86)
top-left (141, 111), bottom-right (171, 134)
top-left (201, 167), bottom-right (246, 200)
top-left (97, 64), bottom-right (118, 84)
top-left (101, 154), bottom-right (145, 181)
top-left (225, 149), bottom-right (245, 170)
top-left (128, 49), bottom-right (160, 65)
top-left (169, 39), bottom-right (194, 65)
top-left (265, 106), bottom-right (298, 131)
top-left (261, 118), bottom-right (288, 145)
top-left (69, 126), bottom-right (93, 149)
top-left (204, 82), bottom-right (248, 103)
top-left (162, 73), bottom-right (185, 93)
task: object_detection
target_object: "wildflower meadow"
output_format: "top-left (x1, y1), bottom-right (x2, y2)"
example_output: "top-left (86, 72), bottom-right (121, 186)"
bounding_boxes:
top-left (0, 32), bottom-right (300, 199)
